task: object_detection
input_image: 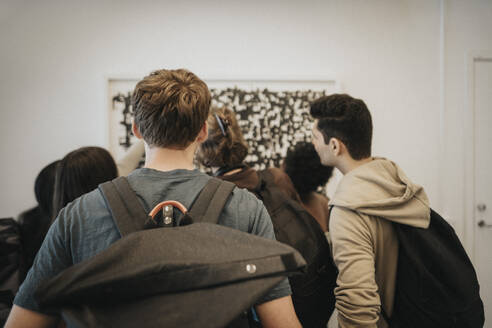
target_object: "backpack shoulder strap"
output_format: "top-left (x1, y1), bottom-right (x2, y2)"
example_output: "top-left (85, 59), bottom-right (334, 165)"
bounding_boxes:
top-left (253, 170), bottom-right (267, 195)
top-left (380, 308), bottom-right (391, 326)
top-left (188, 178), bottom-right (236, 224)
top-left (99, 177), bottom-right (148, 237)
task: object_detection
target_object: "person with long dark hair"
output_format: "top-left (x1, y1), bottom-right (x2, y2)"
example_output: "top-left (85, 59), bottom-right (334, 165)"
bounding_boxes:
top-left (51, 147), bottom-right (118, 220)
top-left (1, 161), bottom-right (59, 325)
top-left (17, 160), bottom-right (60, 281)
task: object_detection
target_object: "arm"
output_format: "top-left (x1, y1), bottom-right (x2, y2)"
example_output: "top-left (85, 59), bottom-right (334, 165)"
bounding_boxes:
top-left (255, 296), bottom-right (301, 328)
top-left (7, 208), bottom-right (72, 326)
top-left (330, 207), bottom-right (380, 328)
top-left (4, 305), bottom-right (59, 328)
top-left (243, 195), bottom-right (301, 326)
top-left (116, 140), bottom-right (145, 176)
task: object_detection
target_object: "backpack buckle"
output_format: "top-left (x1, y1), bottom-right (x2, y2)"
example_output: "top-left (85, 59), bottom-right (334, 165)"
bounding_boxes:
top-left (162, 205), bottom-right (173, 225)
top-left (146, 201), bottom-right (188, 229)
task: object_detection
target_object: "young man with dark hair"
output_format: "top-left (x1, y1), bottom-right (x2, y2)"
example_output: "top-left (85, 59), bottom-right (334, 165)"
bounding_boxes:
top-left (6, 69), bottom-right (301, 328)
top-left (310, 94), bottom-right (431, 328)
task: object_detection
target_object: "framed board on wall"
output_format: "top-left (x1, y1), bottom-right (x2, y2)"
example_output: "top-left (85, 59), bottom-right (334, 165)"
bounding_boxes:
top-left (107, 77), bottom-right (342, 196)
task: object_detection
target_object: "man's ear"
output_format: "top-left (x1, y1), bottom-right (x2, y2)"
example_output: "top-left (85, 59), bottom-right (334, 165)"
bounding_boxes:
top-left (132, 122), bottom-right (143, 139)
top-left (329, 138), bottom-right (342, 156)
top-left (196, 121), bottom-right (208, 143)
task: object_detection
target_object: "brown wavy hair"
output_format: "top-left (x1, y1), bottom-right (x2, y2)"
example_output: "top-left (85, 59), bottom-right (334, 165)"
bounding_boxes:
top-left (196, 107), bottom-right (249, 168)
top-left (132, 69), bottom-right (211, 149)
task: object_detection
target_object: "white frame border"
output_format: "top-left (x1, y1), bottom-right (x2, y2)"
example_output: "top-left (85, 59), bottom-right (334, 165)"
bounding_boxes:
top-left (104, 74), bottom-right (340, 155)
top-left (464, 51), bottom-right (492, 260)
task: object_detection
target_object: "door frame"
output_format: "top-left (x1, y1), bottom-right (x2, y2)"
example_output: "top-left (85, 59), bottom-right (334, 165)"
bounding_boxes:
top-left (464, 51), bottom-right (492, 261)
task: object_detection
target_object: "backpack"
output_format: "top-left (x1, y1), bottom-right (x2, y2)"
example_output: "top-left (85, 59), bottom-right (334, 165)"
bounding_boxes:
top-left (0, 218), bottom-right (22, 326)
top-left (254, 170), bottom-right (337, 328)
top-left (385, 209), bottom-right (485, 328)
top-left (35, 177), bottom-right (306, 328)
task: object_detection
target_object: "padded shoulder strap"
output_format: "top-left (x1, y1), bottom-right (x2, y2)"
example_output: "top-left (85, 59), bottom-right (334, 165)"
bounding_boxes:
top-left (99, 177), bottom-right (148, 237)
top-left (253, 170), bottom-right (267, 195)
top-left (188, 178), bottom-right (236, 224)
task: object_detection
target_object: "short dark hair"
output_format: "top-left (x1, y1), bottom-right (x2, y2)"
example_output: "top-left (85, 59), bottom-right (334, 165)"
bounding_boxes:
top-left (284, 142), bottom-right (333, 199)
top-left (52, 147), bottom-right (118, 219)
top-left (196, 107), bottom-right (248, 168)
top-left (132, 69), bottom-right (211, 149)
top-left (310, 94), bottom-right (372, 160)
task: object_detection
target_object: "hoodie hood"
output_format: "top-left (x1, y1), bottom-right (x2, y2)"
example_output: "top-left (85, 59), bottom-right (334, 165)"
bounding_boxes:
top-left (330, 158), bottom-right (430, 228)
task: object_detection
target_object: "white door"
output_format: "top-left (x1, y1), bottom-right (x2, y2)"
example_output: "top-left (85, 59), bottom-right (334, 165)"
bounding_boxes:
top-left (474, 57), bottom-right (492, 325)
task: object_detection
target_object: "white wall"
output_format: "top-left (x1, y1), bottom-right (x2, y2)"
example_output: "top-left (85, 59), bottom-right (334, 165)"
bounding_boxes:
top-left (0, 0), bottom-right (490, 249)
top-left (441, 0), bottom-right (492, 252)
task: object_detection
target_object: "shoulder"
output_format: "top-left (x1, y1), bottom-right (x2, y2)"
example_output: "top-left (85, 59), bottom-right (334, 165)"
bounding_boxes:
top-left (223, 185), bottom-right (265, 219)
top-left (59, 188), bottom-right (111, 227)
top-left (306, 192), bottom-right (329, 209)
top-left (55, 188), bottom-right (119, 262)
top-left (263, 168), bottom-right (301, 201)
top-left (230, 183), bottom-right (260, 202)
top-left (329, 207), bottom-right (374, 241)
top-left (330, 206), bottom-right (394, 246)
top-left (220, 183), bottom-right (275, 237)
top-left (313, 191), bottom-right (329, 203)
top-left (265, 167), bottom-right (286, 179)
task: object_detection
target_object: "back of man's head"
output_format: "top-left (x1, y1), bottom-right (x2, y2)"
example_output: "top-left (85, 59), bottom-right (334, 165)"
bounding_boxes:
top-left (284, 142), bottom-right (333, 198)
top-left (132, 69), bottom-right (211, 149)
top-left (310, 94), bottom-right (372, 160)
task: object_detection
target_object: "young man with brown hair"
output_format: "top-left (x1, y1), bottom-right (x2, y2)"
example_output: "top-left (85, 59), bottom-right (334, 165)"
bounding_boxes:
top-left (310, 94), bottom-right (431, 328)
top-left (6, 69), bottom-right (301, 328)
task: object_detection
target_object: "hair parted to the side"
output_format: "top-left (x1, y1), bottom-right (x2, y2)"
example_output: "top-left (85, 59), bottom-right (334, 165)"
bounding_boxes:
top-left (310, 94), bottom-right (373, 160)
top-left (52, 147), bottom-right (118, 220)
top-left (132, 69), bottom-right (211, 149)
top-left (196, 107), bottom-right (249, 168)
top-left (284, 142), bottom-right (333, 200)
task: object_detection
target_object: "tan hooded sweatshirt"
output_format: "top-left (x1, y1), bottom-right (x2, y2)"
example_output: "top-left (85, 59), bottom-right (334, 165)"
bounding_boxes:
top-left (329, 158), bottom-right (430, 328)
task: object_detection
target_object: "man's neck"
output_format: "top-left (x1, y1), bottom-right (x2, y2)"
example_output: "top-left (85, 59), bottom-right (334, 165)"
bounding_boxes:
top-left (143, 143), bottom-right (196, 172)
top-left (337, 156), bottom-right (373, 175)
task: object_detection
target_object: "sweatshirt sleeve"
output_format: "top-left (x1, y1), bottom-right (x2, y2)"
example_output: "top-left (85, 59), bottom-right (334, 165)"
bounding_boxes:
top-left (329, 206), bottom-right (380, 328)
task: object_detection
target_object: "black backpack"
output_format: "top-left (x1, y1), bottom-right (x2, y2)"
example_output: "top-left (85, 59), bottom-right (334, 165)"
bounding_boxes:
top-left (35, 177), bottom-right (306, 328)
top-left (0, 218), bottom-right (22, 326)
top-left (254, 170), bottom-right (337, 328)
top-left (384, 209), bottom-right (484, 328)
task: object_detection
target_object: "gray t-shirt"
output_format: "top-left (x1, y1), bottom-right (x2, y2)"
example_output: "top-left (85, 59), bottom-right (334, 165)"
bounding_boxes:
top-left (15, 168), bottom-right (291, 313)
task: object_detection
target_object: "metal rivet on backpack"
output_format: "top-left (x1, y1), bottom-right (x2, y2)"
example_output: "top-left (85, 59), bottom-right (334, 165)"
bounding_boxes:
top-left (163, 216), bottom-right (173, 225)
top-left (163, 205), bottom-right (173, 216)
top-left (246, 264), bottom-right (257, 274)
top-left (163, 205), bottom-right (173, 225)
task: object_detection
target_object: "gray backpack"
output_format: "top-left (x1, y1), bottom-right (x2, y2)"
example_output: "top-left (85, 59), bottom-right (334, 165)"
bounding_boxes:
top-left (35, 177), bottom-right (305, 328)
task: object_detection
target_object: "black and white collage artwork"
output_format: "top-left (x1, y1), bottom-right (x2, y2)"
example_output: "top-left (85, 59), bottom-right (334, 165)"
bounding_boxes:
top-left (109, 78), bottom-right (339, 171)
